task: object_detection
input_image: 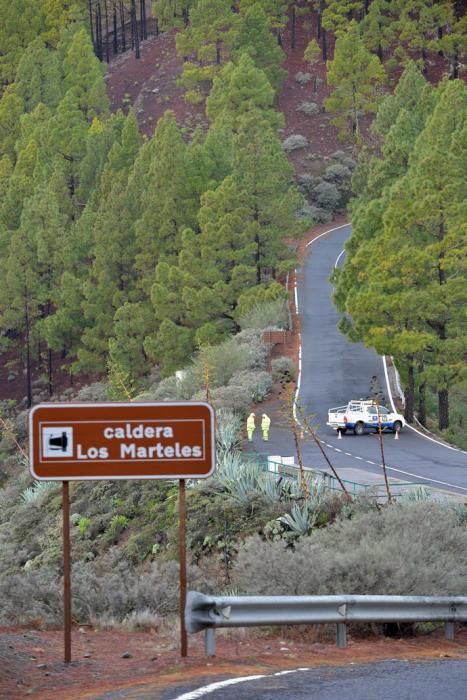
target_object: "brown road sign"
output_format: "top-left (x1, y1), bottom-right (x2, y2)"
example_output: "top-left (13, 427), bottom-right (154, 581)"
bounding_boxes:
top-left (29, 402), bottom-right (215, 480)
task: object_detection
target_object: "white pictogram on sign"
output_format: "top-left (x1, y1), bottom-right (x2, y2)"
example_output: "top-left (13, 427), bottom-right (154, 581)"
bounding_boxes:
top-left (42, 427), bottom-right (74, 458)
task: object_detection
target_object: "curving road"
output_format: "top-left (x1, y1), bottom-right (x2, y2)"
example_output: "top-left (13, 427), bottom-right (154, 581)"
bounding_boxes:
top-left (296, 225), bottom-right (467, 497)
top-left (161, 660), bottom-right (467, 700)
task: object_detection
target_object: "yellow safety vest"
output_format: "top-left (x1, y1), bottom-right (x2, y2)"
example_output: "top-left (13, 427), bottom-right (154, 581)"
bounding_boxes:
top-left (261, 415), bottom-right (271, 430)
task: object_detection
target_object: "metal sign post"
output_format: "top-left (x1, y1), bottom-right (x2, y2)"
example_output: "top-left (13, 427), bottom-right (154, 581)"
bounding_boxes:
top-left (179, 478), bottom-right (187, 657)
top-left (29, 402), bottom-right (216, 663)
top-left (62, 481), bottom-right (71, 663)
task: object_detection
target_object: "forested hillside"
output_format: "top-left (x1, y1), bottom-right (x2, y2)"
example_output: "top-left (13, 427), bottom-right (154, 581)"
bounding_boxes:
top-left (0, 0), bottom-right (465, 420)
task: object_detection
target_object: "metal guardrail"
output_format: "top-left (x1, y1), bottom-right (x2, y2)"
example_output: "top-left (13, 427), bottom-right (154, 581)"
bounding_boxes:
top-left (186, 592), bottom-right (467, 655)
top-left (245, 453), bottom-right (431, 499)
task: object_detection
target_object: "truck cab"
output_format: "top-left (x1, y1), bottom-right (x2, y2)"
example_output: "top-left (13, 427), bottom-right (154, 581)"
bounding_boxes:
top-left (327, 400), bottom-right (405, 435)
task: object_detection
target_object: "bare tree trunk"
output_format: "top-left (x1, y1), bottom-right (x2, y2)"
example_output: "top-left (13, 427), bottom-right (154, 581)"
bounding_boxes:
top-left (131, 0), bottom-right (140, 58)
top-left (291, 4), bottom-right (296, 49)
top-left (297, 405), bottom-right (350, 500)
top-left (88, 0), bottom-right (95, 49)
top-left (141, 0), bottom-right (147, 40)
top-left (113, 6), bottom-right (118, 54)
top-left (322, 28), bottom-right (327, 61)
top-left (48, 348), bottom-right (53, 398)
top-left (24, 301), bottom-right (32, 408)
top-left (103, 0), bottom-right (110, 62)
top-left (404, 359), bottom-right (415, 423)
top-left (120, 1), bottom-right (126, 52)
top-left (376, 404), bottom-right (393, 504)
top-left (418, 374), bottom-right (426, 427)
top-left (438, 389), bottom-right (449, 430)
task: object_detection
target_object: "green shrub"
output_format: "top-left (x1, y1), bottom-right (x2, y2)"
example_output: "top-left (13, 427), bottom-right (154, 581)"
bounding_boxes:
top-left (228, 370), bottom-right (273, 404)
top-left (234, 502), bottom-right (467, 596)
top-left (239, 298), bottom-right (289, 331)
top-left (271, 356), bottom-right (296, 384)
top-left (296, 101), bottom-right (320, 116)
top-left (295, 71), bottom-right (312, 84)
top-left (283, 134), bottom-right (308, 152)
top-left (195, 339), bottom-right (251, 388)
top-left (236, 283), bottom-right (288, 322)
top-left (78, 516), bottom-right (91, 538)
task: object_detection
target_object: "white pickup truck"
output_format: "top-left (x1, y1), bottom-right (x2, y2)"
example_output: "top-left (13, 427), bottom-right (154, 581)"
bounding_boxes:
top-left (327, 400), bottom-right (405, 436)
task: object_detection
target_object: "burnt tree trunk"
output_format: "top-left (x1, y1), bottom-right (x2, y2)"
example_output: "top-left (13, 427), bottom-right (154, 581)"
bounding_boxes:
top-left (404, 359), bottom-right (415, 423)
top-left (103, 0), bottom-right (110, 62)
top-left (141, 0), bottom-right (147, 40)
top-left (120, 2), bottom-right (126, 52)
top-left (131, 0), bottom-right (140, 58)
top-left (438, 389), bottom-right (449, 430)
top-left (24, 301), bottom-right (32, 408)
top-left (88, 0), bottom-right (95, 49)
top-left (291, 4), bottom-right (296, 49)
top-left (418, 373), bottom-right (426, 426)
top-left (48, 348), bottom-right (53, 398)
top-left (113, 7), bottom-right (118, 54)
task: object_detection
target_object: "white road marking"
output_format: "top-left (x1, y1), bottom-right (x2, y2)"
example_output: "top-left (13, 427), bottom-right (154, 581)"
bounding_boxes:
top-left (305, 223), bottom-right (349, 247)
top-left (355, 456), bottom-right (363, 460)
top-left (345, 452), bottom-right (352, 456)
top-left (172, 674), bottom-right (267, 699)
top-left (366, 461), bottom-right (376, 465)
top-left (334, 248), bottom-right (346, 268)
top-left (172, 668), bottom-right (311, 699)
top-left (383, 464), bottom-right (467, 492)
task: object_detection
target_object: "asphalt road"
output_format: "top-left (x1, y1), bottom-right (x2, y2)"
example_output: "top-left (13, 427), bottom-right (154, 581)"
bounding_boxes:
top-left (295, 225), bottom-right (467, 497)
top-left (160, 660), bottom-right (467, 700)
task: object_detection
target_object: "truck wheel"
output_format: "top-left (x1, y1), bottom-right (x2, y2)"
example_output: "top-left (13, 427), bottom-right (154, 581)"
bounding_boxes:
top-left (393, 421), bottom-right (402, 433)
top-left (354, 422), bottom-right (365, 436)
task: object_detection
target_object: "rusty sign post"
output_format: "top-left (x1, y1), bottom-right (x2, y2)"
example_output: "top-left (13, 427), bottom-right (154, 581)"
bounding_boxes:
top-left (29, 402), bottom-right (215, 662)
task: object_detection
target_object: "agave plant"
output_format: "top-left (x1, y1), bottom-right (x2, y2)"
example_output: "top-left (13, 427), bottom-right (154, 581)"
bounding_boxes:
top-left (20, 480), bottom-right (57, 504)
top-left (216, 408), bottom-right (242, 455)
top-left (397, 486), bottom-right (432, 503)
top-left (278, 502), bottom-right (318, 536)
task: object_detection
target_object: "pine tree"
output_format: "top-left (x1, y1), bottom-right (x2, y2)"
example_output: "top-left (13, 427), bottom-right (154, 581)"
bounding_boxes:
top-left (176, 0), bottom-right (239, 102)
top-left (397, 0), bottom-right (452, 74)
top-left (144, 318), bottom-right (194, 378)
top-left (0, 86), bottom-right (24, 162)
top-left (78, 115), bottom-right (142, 374)
top-left (360, 0), bottom-right (401, 65)
top-left (322, 0), bottom-right (365, 36)
top-left (0, 207), bottom-right (43, 405)
top-left (107, 302), bottom-right (154, 392)
top-left (134, 111), bottom-right (198, 292)
top-left (325, 21), bottom-right (386, 141)
top-left (337, 80), bottom-right (466, 429)
top-left (239, 0), bottom-right (289, 37)
top-left (62, 27), bottom-right (109, 121)
top-left (206, 54), bottom-right (284, 131)
top-left (233, 4), bottom-right (286, 90)
top-left (0, 0), bottom-right (45, 85)
top-left (152, 0), bottom-right (195, 31)
top-left (232, 112), bottom-right (302, 283)
top-left (15, 38), bottom-right (63, 112)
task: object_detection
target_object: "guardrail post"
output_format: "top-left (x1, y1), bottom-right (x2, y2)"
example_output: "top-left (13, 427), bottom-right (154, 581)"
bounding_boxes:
top-left (336, 623), bottom-right (347, 648)
top-left (205, 627), bottom-right (216, 657)
top-left (444, 622), bottom-right (455, 641)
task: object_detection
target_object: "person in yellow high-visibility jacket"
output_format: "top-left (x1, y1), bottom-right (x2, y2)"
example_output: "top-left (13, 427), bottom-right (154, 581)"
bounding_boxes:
top-left (261, 413), bottom-right (271, 441)
top-left (246, 412), bottom-right (256, 442)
